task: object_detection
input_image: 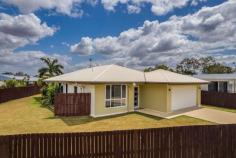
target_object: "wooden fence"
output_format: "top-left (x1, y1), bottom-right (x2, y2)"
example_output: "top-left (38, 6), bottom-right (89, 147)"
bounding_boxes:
top-left (0, 124), bottom-right (235, 158)
top-left (54, 93), bottom-right (91, 116)
top-left (0, 85), bottom-right (41, 103)
top-left (201, 90), bottom-right (236, 109)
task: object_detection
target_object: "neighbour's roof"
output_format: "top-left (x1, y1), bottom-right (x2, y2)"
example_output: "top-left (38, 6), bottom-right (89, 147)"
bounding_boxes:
top-left (194, 73), bottom-right (236, 81)
top-left (145, 69), bottom-right (208, 84)
top-left (0, 75), bottom-right (38, 82)
top-left (45, 64), bottom-right (208, 84)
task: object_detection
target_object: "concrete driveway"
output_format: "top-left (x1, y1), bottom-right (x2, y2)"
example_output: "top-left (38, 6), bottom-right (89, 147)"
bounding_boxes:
top-left (184, 108), bottom-right (236, 124)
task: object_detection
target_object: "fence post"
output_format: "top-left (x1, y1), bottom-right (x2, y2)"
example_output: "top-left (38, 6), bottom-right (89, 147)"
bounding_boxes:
top-left (133, 130), bottom-right (139, 158)
top-left (0, 136), bottom-right (10, 158)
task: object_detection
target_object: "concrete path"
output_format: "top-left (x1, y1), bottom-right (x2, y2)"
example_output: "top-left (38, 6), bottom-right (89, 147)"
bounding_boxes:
top-left (137, 107), bottom-right (201, 119)
top-left (184, 108), bottom-right (236, 124)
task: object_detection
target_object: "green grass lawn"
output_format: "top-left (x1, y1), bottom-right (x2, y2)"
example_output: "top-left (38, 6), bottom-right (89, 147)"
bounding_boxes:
top-left (202, 105), bottom-right (236, 113)
top-left (0, 95), bottom-right (214, 135)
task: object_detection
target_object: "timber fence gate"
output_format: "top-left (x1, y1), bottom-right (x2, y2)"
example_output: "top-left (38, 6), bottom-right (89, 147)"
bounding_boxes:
top-left (54, 93), bottom-right (91, 116)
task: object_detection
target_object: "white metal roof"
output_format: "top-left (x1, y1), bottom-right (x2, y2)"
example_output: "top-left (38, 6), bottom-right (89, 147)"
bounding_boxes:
top-left (45, 64), bottom-right (208, 84)
top-left (194, 74), bottom-right (236, 81)
top-left (45, 64), bottom-right (145, 83)
top-left (1, 75), bottom-right (39, 82)
top-left (145, 69), bottom-right (208, 84)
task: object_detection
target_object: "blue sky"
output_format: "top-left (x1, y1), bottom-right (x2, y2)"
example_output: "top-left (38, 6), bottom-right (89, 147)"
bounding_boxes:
top-left (0, 0), bottom-right (235, 75)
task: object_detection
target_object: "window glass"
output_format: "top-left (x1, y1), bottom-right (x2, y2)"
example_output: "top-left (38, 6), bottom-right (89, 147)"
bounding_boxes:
top-left (106, 85), bottom-right (110, 99)
top-left (74, 86), bottom-right (77, 93)
top-left (112, 85), bottom-right (121, 99)
top-left (111, 100), bottom-right (121, 107)
top-left (105, 100), bottom-right (110, 107)
top-left (122, 85), bottom-right (126, 98)
top-left (219, 82), bottom-right (228, 92)
top-left (208, 82), bottom-right (218, 92)
top-left (60, 86), bottom-right (63, 93)
top-left (105, 85), bottom-right (126, 108)
top-left (121, 99), bottom-right (126, 106)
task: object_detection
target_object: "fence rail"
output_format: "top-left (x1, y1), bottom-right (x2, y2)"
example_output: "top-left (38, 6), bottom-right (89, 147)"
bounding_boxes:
top-left (201, 90), bottom-right (236, 109)
top-left (0, 124), bottom-right (235, 158)
top-left (54, 93), bottom-right (91, 116)
top-left (0, 85), bottom-right (41, 103)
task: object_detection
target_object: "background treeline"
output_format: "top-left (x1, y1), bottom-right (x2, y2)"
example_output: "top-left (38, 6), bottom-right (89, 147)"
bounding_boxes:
top-left (144, 56), bottom-right (234, 75)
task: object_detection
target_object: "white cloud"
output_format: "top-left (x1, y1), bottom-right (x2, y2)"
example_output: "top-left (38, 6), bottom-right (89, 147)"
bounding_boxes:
top-left (191, 0), bottom-right (207, 6)
top-left (151, 0), bottom-right (189, 15)
top-left (62, 42), bottom-right (70, 47)
top-left (70, 37), bottom-right (94, 55)
top-left (0, 13), bottom-right (63, 75)
top-left (2, 0), bottom-right (98, 18)
top-left (0, 13), bottom-right (56, 50)
top-left (101, 0), bottom-right (206, 15)
top-left (127, 5), bottom-right (141, 14)
top-left (2, 0), bottom-right (207, 16)
top-left (71, 1), bottom-right (236, 69)
top-left (0, 50), bottom-right (72, 75)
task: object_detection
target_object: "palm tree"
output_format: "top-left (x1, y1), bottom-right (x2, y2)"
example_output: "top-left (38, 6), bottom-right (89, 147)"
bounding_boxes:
top-left (38, 57), bottom-right (64, 79)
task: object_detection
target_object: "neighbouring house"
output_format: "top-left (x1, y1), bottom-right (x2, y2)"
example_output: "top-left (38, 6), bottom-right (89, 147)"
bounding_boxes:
top-left (1, 74), bottom-right (39, 85)
top-left (45, 64), bottom-right (208, 117)
top-left (194, 74), bottom-right (236, 93)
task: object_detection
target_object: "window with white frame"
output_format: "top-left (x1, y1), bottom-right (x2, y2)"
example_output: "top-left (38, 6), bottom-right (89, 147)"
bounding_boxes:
top-left (105, 85), bottom-right (127, 107)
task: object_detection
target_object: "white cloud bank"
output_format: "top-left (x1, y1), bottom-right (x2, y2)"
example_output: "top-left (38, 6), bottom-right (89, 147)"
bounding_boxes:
top-left (0, 13), bottom-right (56, 50)
top-left (3, 0), bottom-right (205, 17)
top-left (101, 0), bottom-right (206, 15)
top-left (2, 0), bottom-right (98, 18)
top-left (0, 50), bottom-right (72, 75)
top-left (0, 13), bottom-right (70, 75)
top-left (70, 0), bottom-right (236, 69)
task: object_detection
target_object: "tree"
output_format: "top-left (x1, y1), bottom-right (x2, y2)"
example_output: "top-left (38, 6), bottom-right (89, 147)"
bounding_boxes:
top-left (199, 56), bottom-right (216, 73)
top-left (176, 58), bottom-right (200, 75)
top-left (203, 63), bottom-right (234, 74)
top-left (2, 72), bottom-right (14, 75)
top-left (198, 56), bottom-right (234, 74)
top-left (38, 57), bottom-right (64, 79)
top-left (144, 67), bottom-right (154, 72)
top-left (15, 71), bottom-right (28, 76)
top-left (155, 64), bottom-right (174, 71)
top-left (144, 64), bottom-right (173, 72)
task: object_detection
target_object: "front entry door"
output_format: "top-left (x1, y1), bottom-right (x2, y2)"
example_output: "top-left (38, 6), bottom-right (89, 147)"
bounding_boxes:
top-left (134, 86), bottom-right (139, 110)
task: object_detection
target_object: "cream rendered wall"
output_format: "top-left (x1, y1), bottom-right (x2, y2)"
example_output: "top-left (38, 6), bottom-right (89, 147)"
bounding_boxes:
top-left (196, 85), bottom-right (201, 106)
top-left (201, 84), bottom-right (208, 91)
top-left (94, 84), bottom-right (134, 117)
top-left (139, 84), bottom-right (169, 112)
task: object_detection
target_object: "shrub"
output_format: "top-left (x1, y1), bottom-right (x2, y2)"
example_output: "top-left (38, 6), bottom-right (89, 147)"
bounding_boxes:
top-left (4, 80), bottom-right (17, 88)
top-left (41, 83), bottom-right (59, 106)
top-left (4, 79), bottom-right (27, 88)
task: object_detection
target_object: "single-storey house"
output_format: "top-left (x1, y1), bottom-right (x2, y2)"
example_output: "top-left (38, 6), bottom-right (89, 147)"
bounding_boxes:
top-left (1, 74), bottom-right (39, 85)
top-left (45, 64), bottom-right (208, 117)
top-left (194, 74), bottom-right (236, 93)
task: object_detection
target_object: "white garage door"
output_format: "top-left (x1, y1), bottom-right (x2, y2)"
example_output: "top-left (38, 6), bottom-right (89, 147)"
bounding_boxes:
top-left (171, 85), bottom-right (197, 111)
